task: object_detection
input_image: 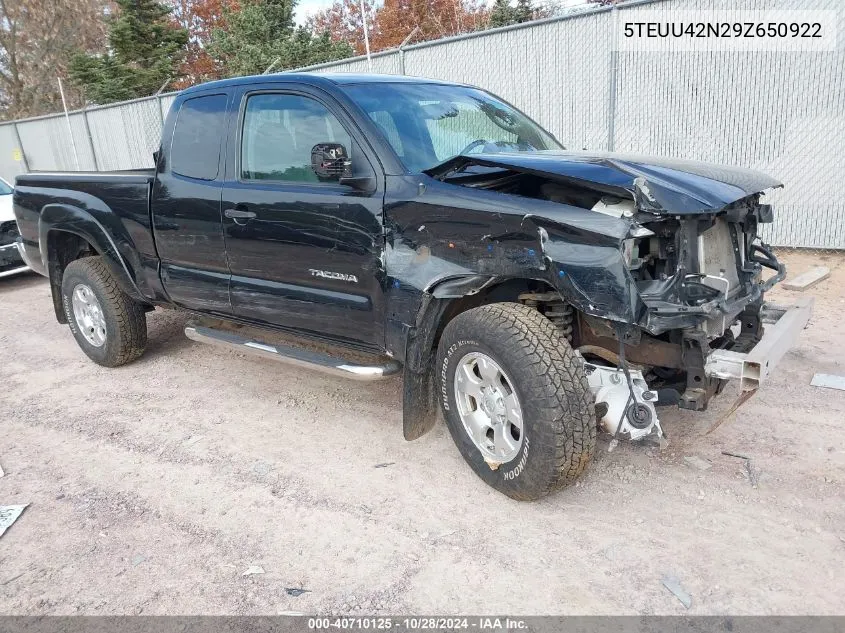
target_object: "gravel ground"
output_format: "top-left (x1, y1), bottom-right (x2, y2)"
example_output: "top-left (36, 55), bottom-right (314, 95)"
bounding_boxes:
top-left (1, 250), bottom-right (843, 615)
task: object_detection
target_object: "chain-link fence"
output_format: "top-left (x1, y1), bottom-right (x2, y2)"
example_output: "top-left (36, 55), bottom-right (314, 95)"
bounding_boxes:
top-left (0, 0), bottom-right (842, 249)
top-left (0, 94), bottom-right (173, 178)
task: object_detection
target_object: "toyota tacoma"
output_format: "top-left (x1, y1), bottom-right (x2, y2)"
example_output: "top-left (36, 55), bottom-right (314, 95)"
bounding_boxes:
top-left (12, 73), bottom-right (812, 500)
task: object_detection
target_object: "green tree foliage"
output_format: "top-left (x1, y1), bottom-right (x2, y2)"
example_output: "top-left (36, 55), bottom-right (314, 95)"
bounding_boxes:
top-left (209, 0), bottom-right (353, 77)
top-left (69, 0), bottom-right (188, 104)
top-left (514, 0), bottom-right (535, 22)
top-left (489, 0), bottom-right (540, 28)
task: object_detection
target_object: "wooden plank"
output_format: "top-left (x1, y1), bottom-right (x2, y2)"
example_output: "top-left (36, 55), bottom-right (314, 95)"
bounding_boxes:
top-left (783, 266), bottom-right (830, 291)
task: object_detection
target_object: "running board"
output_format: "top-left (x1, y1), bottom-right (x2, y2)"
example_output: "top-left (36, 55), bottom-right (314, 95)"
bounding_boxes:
top-left (184, 324), bottom-right (401, 381)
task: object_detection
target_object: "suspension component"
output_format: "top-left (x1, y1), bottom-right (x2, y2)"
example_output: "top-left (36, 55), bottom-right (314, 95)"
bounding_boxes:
top-left (518, 292), bottom-right (574, 342)
top-left (544, 301), bottom-right (573, 341)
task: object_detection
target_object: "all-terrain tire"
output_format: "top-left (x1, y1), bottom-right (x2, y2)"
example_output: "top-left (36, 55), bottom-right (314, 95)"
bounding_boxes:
top-left (436, 302), bottom-right (595, 500)
top-left (60, 256), bottom-right (147, 367)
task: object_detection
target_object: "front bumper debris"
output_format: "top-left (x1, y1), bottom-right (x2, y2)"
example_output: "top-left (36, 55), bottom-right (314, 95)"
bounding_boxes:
top-left (0, 241), bottom-right (29, 278)
top-left (704, 297), bottom-right (814, 392)
top-left (583, 362), bottom-right (663, 441)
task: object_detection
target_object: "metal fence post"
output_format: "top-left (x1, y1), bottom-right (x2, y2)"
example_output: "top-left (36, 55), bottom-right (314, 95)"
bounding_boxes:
top-left (81, 108), bottom-right (99, 171)
top-left (156, 95), bottom-right (165, 128)
top-left (398, 27), bottom-right (420, 76)
top-left (57, 77), bottom-right (81, 170)
top-left (606, 3), bottom-right (620, 152)
top-left (11, 122), bottom-right (30, 173)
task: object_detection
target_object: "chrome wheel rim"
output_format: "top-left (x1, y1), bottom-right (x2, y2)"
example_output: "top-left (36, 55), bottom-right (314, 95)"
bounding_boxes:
top-left (453, 352), bottom-right (524, 463)
top-left (71, 283), bottom-right (107, 347)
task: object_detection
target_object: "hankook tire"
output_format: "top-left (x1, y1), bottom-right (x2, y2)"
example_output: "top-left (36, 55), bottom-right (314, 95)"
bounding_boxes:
top-left (436, 302), bottom-right (596, 500)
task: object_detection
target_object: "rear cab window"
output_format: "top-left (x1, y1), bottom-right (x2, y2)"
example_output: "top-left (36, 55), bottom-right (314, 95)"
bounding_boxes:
top-left (170, 94), bottom-right (228, 180)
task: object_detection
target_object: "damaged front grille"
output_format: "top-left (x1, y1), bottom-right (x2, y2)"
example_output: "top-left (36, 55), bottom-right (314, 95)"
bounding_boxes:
top-left (0, 220), bottom-right (19, 247)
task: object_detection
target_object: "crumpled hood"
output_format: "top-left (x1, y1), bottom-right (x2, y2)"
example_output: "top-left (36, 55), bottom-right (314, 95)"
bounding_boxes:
top-left (432, 150), bottom-right (782, 214)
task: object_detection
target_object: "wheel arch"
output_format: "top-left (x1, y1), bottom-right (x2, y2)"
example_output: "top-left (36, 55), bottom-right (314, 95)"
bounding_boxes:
top-left (39, 204), bottom-right (144, 323)
top-left (402, 274), bottom-right (564, 441)
top-left (423, 275), bottom-right (563, 362)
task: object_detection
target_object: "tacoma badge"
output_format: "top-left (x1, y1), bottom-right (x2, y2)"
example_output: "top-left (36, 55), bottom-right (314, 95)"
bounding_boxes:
top-left (309, 269), bottom-right (358, 283)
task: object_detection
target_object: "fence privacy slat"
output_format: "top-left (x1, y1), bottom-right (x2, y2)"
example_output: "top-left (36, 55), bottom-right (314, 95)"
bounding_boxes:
top-left (0, 0), bottom-right (842, 249)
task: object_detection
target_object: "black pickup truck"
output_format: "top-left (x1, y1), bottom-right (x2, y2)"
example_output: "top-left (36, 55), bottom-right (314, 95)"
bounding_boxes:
top-left (13, 73), bottom-right (812, 500)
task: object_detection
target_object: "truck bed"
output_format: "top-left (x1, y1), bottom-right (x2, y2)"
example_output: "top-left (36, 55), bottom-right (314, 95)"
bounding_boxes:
top-left (13, 169), bottom-right (156, 284)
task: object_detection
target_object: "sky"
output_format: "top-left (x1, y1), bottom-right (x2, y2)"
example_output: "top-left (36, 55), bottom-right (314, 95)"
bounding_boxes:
top-left (295, 0), bottom-right (338, 24)
top-left (293, 0), bottom-right (592, 26)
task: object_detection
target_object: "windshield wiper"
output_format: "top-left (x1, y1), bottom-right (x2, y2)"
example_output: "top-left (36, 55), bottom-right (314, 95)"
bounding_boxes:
top-left (424, 156), bottom-right (470, 181)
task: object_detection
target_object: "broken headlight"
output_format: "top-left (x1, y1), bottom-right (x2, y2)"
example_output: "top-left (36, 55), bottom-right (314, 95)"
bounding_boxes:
top-left (623, 226), bottom-right (655, 270)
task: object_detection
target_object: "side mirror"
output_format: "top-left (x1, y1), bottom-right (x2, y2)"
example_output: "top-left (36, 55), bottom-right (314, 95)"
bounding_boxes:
top-left (311, 143), bottom-right (351, 182)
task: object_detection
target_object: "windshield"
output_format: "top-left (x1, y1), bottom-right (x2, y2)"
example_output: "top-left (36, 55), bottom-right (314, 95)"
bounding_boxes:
top-left (341, 83), bottom-right (562, 173)
top-left (0, 179), bottom-right (12, 195)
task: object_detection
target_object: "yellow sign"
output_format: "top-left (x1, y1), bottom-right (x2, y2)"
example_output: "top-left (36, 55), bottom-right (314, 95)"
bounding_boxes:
top-left (12, 148), bottom-right (22, 162)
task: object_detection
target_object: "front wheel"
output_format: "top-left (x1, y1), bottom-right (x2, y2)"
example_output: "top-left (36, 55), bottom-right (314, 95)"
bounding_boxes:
top-left (436, 302), bottom-right (595, 500)
top-left (61, 256), bottom-right (147, 367)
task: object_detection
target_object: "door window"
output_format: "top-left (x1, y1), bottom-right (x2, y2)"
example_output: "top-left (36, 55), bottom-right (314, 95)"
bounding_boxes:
top-left (241, 94), bottom-right (352, 182)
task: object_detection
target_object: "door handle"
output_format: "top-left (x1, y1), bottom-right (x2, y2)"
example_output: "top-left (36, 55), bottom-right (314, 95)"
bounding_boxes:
top-left (224, 208), bottom-right (257, 220)
top-left (225, 207), bottom-right (257, 226)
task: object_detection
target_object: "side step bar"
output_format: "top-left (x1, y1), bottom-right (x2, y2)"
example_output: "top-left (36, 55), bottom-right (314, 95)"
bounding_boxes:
top-left (185, 324), bottom-right (401, 381)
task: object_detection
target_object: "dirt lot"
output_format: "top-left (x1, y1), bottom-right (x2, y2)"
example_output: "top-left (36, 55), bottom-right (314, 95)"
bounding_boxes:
top-left (1, 250), bottom-right (843, 615)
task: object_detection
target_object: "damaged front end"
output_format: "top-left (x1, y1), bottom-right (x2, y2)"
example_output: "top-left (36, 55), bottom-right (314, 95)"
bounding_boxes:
top-left (411, 150), bottom-right (811, 441)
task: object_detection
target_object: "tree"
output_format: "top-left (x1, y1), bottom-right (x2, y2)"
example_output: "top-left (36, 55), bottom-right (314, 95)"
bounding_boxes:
top-left (307, 0), bottom-right (375, 57)
top-left (0, 0), bottom-right (108, 120)
top-left (373, 0), bottom-right (488, 51)
top-left (169, 0), bottom-right (239, 87)
top-left (309, 0), bottom-right (489, 56)
top-left (69, 0), bottom-right (188, 104)
top-left (514, 0), bottom-right (535, 22)
top-left (488, 0), bottom-right (514, 28)
top-left (209, 0), bottom-right (352, 77)
top-left (489, 0), bottom-right (544, 28)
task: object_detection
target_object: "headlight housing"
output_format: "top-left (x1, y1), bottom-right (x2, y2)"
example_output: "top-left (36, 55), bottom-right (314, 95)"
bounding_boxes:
top-left (623, 225), bottom-right (654, 270)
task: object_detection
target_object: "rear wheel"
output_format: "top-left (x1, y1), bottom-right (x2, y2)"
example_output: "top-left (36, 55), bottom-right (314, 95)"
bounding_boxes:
top-left (436, 302), bottom-right (595, 500)
top-left (61, 256), bottom-right (147, 367)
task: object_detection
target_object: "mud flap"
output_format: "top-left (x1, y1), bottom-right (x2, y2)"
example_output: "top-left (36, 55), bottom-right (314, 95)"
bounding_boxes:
top-left (402, 362), bottom-right (438, 440)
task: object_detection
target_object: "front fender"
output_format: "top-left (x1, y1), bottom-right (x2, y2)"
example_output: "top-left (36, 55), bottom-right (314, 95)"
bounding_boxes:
top-left (385, 176), bottom-right (645, 331)
top-left (427, 274), bottom-right (495, 298)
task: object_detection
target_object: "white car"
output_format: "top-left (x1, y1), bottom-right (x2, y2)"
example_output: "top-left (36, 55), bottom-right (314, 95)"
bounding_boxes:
top-left (0, 175), bottom-right (29, 278)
